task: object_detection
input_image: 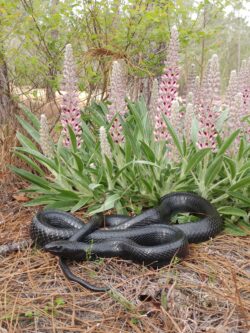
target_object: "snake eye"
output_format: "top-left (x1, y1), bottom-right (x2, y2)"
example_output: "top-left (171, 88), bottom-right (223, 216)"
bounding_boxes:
top-left (44, 242), bottom-right (65, 254)
top-left (55, 245), bottom-right (64, 252)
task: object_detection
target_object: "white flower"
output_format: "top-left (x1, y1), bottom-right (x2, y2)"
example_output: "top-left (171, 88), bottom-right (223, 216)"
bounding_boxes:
top-left (39, 114), bottom-right (54, 158)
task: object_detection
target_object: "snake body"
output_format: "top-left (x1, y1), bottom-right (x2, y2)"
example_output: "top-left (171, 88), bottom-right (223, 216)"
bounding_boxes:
top-left (30, 192), bottom-right (223, 291)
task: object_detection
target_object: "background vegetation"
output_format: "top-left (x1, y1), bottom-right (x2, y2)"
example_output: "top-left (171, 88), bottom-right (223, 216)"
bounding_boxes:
top-left (0, 0), bottom-right (250, 123)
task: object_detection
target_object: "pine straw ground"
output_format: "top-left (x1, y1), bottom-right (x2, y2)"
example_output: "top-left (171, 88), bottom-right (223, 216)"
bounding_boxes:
top-left (0, 181), bottom-right (249, 333)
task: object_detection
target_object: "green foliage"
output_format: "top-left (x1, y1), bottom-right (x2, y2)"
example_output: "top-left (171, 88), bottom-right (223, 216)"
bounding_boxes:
top-left (1, 0), bottom-right (249, 99)
top-left (13, 99), bottom-right (250, 235)
top-left (44, 297), bottom-right (65, 317)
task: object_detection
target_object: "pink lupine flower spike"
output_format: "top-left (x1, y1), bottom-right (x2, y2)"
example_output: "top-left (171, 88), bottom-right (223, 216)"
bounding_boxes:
top-left (61, 44), bottom-right (82, 148)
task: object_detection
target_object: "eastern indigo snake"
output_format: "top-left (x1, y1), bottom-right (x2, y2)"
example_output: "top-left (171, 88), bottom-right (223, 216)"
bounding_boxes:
top-left (30, 192), bottom-right (223, 292)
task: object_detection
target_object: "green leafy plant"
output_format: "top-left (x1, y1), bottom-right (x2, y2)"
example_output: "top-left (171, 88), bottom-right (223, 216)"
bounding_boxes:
top-left (44, 297), bottom-right (65, 316)
top-left (12, 97), bottom-right (250, 235)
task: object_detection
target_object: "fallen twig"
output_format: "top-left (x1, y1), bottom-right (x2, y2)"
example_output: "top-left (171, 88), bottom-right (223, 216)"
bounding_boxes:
top-left (0, 239), bottom-right (32, 256)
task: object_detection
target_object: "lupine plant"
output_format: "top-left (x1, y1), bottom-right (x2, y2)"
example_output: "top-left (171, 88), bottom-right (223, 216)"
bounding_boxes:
top-left (154, 26), bottom-right (180, 142)
top-left (196, 54), bottom-right (221, 150)
top-left (12, 31), bottom-right (250, 235)
top-left (107, 60), bottom-right (127, 143)
top-left (61, 44), bottom-right (82, 148)
top-left (225, 70), bottom-right (238, 109)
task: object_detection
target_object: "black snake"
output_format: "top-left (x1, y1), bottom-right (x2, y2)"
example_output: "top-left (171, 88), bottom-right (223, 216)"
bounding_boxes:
top-left (30, 192), bottom-right (223, 292)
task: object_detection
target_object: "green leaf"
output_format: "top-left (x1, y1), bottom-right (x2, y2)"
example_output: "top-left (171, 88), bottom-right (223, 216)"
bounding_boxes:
top-left (68, 125), bottom-right (77, 153)
top-left (141, 178), bottom-right (153, 192)
top-left (124, 140), bottom-right (132, 163)
top-left (223, 157), bottom-right (236, 180)
top-left (204, 156), bottom-right (223, 186)
top-left (81, 121), bottom-right (96, 147)
top-left (224, 221), bottom-right (250, 236)
top-left (88, 183), bottom-right (102, 190)
top-left (16, 132), bottom-right (38, 150)
top-left (228, 191), bottom-right (250, 205)
top-left (54, 189), bottom-right (79, 200)
top-left (88, 194), bottom-right (120, 215)
top-left (210, 193), bottom-right (229, 203)
top-left (140, 141), bottom-right (156, 162)
top-left (133, 160), bottom-right (161, 168)
top-left (70, 197), bottom-right (91, 212)
top-left (239, 161), bottom-right (250, 174)
top-left (72, 153), bottom-right (84, 173)
top-left (16, 147), bottom-right (58, 171)
top-left (237, 139), bottom-right (245, 161)
top-left (120, 116), bottom-right (140, 155)
top-left (113, 160), bottom-right (160, 182)
top-left (104, 156), bottom-right (113, 178)
top-left (16, 116), bottom-right (40, 143)
top-left (162, 114), bottom-right (183, 157)
top-left (218, 206), bottom-right (247, 217)
top-left (127, 102), bottom-right (145, 137)
top-left (229, 176), bottom-right (250, 191)
top-left (184, 148), bottom-right (210, 174)
top-left (55, 297), bottom-right (65, 306)
top-left (217, 130), bottom-right (240, 156)
top-left (24, 195), bottom-right (56, 206)
top-left (14, 152), bottom-right (45, 175)
top-left (10, 166), bottom-right (51, 189)
top-left (182, 136), bottom-right (187, 156)
top-left (19, 104), bottom-right (40, 130)
top-left (98, 102), bottom-right (109, 115)
top-left (23, 184), bottom-right (53, 194)
top-left (45, 201), bottom-right (77, 211)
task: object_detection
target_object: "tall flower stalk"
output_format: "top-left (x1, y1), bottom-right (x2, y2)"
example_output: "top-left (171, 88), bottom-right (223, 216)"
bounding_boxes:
top-left (61, 44), bottom-right (82, 148)
top-left (201, 54), bottom-right (221, 109)
top-left (225, 70), bottom-right (238, 109)
top-left (39, 114), bottom-right (54, 158)
top-left (107, 60), bottom-right (127, 143)
top-left (228, 93), bottom-right (245, 152)
top-left (238, 59), bottom-right (250, 117)
top-left (186, 92), bottom-right (194, 105)
top-left (186, 63), bottom-right (196, 96)
top-left (169, 100), bottom-right (181, 136)
top-left (193, 75), bottom-right (201, 115)
top-left (197, 54), bottom-right (221, 150)
top-left (99, 126), bottom-right (112, 161)
top-left (184, 103), bottom-right (194, 143)
top-left (154, 26), bottom-right (180, 142)
top-left (207, 54), bottom-right (221, 107)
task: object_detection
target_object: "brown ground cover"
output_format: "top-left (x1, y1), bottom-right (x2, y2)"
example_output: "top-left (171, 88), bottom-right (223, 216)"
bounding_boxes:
top-left (0, 177), bottom-right (249, 333)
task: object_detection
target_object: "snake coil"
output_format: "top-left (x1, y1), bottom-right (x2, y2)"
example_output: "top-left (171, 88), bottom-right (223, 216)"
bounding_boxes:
top-left (30, 192), bottom-right (223, 292)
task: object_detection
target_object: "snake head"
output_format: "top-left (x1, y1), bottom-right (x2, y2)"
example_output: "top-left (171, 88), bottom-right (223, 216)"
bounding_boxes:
top-left (44, 241), bottom-right (66, 255)
top-left (44, 240), bottom-right (73, 257)
top-left (44, 240), bottom-right (86, 260)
